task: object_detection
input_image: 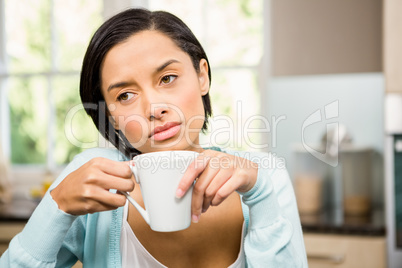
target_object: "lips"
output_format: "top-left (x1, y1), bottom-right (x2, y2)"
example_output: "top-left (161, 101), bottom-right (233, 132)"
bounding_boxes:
top-left (149, 122), bottom-right (181, 141)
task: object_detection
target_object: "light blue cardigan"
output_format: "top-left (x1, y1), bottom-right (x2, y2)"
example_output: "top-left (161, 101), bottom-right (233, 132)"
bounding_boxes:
top-left (0, 148), bottom-right (307, 267)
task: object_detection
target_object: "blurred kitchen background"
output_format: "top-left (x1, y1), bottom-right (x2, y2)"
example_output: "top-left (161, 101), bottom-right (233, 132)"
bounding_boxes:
top-left (0, 0), bottom-right (401, 267)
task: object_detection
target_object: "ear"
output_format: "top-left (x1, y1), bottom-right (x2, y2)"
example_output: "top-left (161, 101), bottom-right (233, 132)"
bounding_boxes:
top-left (198, 59), bottom-right (210, 96)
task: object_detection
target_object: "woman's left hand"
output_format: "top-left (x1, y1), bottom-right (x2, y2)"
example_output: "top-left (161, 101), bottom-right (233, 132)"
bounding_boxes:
top-left (176, 149), bottom-right (258, 223)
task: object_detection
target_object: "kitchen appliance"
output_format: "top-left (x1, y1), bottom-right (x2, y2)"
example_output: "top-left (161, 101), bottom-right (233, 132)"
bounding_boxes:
top-left (385, 94), bottom-right (402, 267)
top-left (293, 127), bottom-right (375, 216)
top-left (293, 148), bottom-right (326, 214)
top-left (340, 146), bottom-right (373, 216)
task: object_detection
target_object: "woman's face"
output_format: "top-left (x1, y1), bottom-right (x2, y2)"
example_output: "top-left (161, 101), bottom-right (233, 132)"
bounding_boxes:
top-left (100, 30), bottom-right (209, 153)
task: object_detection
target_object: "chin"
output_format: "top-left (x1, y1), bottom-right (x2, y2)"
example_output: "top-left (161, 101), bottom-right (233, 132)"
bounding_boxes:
top-left (145, 141), bottom-right (200, 153)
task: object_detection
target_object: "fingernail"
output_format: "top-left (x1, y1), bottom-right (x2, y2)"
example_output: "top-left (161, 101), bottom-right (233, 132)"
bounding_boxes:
top-left (176, 188), bottom-right (184, 198)
top-left (192, 214), bottom-right (199, 223)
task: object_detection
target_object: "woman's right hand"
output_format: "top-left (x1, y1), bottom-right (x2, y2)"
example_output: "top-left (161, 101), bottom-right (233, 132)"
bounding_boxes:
top-left (50, 157), bottom-right (135, 215)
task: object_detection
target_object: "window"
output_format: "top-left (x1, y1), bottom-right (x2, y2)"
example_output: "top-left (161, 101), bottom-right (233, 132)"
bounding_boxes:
top-left (148, 0), bottom-right (264, 151)
top-left (0, 0), bottom-right (265, 174)
top-left (0, 0), bottom-right (103, 170)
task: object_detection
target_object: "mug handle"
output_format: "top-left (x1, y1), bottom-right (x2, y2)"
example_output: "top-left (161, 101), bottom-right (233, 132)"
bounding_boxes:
top-left (131, 164), bottom-right (140, 184)
top-left (118, 164), bottom-right (150, 225)
top-left (119, 191), bottom-right (150, 225)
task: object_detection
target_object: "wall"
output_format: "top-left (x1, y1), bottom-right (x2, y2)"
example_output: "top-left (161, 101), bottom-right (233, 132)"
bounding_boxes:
top-left (266, 73), bottom-right (384, 207)
top-left (268, 0), bottom-right (384, 208)
top-left (271, 0), bottom-right (382, 76)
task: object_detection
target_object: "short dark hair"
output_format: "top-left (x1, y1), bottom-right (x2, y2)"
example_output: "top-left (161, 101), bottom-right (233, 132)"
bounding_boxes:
top-left (79, 8), bottom-right (212, 158)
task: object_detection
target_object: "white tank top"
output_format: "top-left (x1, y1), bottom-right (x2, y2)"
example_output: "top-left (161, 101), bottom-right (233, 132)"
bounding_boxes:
top-left (120, 202), bottom-right (246, 268)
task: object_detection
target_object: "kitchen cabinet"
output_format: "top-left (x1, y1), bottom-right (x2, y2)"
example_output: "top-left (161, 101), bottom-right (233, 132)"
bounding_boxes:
top-left (300, 208), bottom-right (386, 267)
top-left (271, 0), bottom-right (382, 76)
top-left (384, 0), bottom-right (402, 93)
top-left (0, 222), bottom-right (25, 255)
top-left (304, 233), bottom-right (386, 268)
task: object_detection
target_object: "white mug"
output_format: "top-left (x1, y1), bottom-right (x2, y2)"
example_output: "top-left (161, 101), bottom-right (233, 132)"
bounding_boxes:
top-left (124, 150), bottom-right (199, 232)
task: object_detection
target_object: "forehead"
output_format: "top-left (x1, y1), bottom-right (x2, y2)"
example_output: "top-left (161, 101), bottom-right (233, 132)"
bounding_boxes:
top-left (100, 30), bottom-right (195, 92)
top-left (103, 30), bottom-right (188, 67)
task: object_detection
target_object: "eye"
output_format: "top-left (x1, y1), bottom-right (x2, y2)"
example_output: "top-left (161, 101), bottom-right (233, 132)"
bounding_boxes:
top-left (117, 92), bottom-right (135, 103)
top-left (160, 75), bottom-right (177, 85)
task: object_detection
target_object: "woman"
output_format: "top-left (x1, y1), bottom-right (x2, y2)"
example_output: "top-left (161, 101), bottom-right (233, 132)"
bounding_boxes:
top-left (0, 8), bottom-right (307, 267)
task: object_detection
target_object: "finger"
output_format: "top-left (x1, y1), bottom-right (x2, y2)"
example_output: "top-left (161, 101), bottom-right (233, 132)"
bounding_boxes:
top-left (73, 186), bottom-right (127, 215)
top-left (190, 164), bottom-right (220, 220)
top-left (81, 187), bottom-right (127, 213)
top-left (89, 158), bottom-right (133, 178)
top-left (176, 154), bottom-right (210, 198)
top-left (211, 171), bottom-right (245, 206)
top-left (105, 160), bottom-right (133, 178)
top-left (202, 169), bottom-right (232, 212)
top-left (72, 200), bottom-right (120, 215)
top-left (85, 199), bottom-right (122, 213)
top-left (86, 172), bottom-right (135, 193)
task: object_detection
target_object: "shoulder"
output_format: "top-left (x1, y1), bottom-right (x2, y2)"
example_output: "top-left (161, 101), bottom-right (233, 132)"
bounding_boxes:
top-left (223, 150), bottom-right (287, 176)
top-left (224, 149), bottom-right (292, 193)
top-left (65, 147), bottom-right (127, 173)
top-left (73, 147), bottom-right (127, 163)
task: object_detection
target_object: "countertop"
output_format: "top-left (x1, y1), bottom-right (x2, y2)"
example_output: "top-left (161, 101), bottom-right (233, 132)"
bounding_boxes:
top-left (0, 196), bottom-right (387, 236)
top-left (300, 207), bottom-right (386, 236)
top-left (0, 195), bottom-right (38, 222)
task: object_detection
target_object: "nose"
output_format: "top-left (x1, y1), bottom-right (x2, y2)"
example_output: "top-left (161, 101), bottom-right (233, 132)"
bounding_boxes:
top-left (149, 104), bottom-right (168, 121)
top-left (142, 90), bottom-right (169, 121)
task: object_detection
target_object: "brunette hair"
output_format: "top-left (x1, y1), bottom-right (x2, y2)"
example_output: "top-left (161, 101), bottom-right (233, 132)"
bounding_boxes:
top-left (79, 8), bottom-right (212, 158)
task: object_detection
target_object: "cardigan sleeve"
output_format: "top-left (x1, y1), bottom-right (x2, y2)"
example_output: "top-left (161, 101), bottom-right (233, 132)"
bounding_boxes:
top-left (237, 152), bottom-right (308, 267)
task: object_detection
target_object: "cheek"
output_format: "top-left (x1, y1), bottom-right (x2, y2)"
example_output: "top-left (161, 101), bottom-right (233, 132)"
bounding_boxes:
top-left (177, 89), bottom-right (206, 129)
top-left (176, 87), bottom-right (205, 116)
top-left (116, 114), bottom-right (150, 145)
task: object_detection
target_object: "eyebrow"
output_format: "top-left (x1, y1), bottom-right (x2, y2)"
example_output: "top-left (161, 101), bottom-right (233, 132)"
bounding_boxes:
top-left (107, 59), bottom-right (180, 92)
top-left (155, 59), bottom-right (180, 73)
top-left (107, 81), bottom-right (131, 92)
